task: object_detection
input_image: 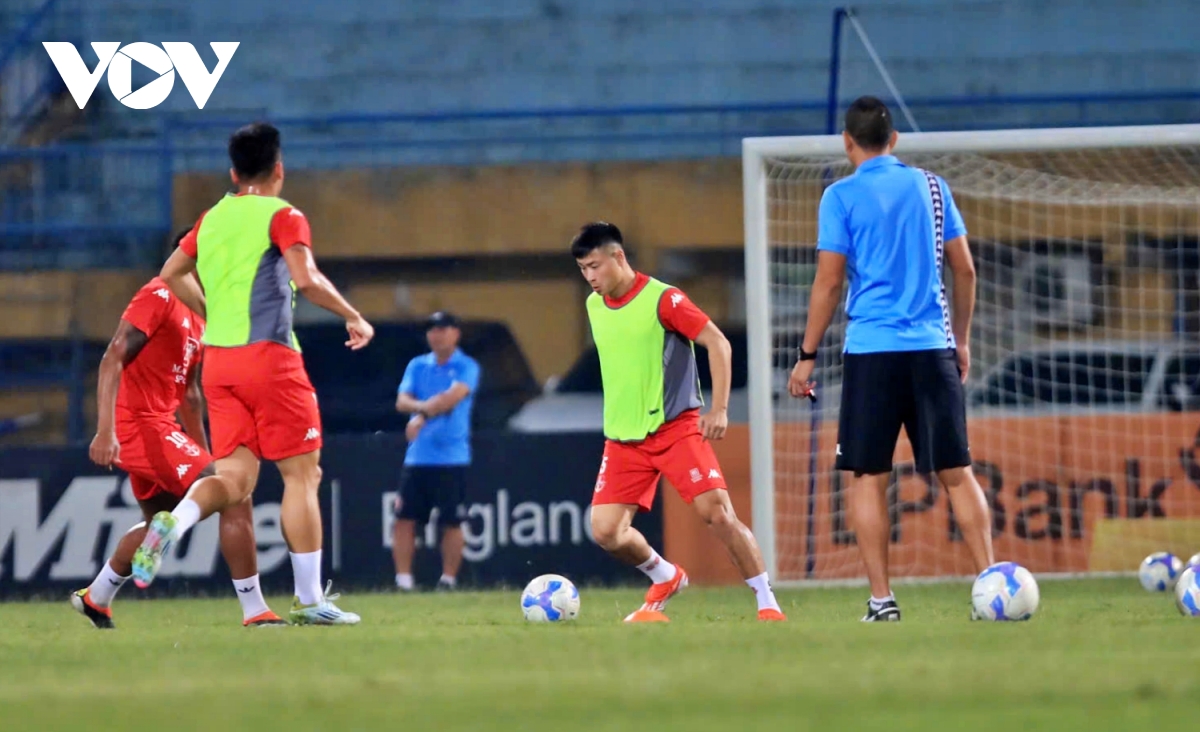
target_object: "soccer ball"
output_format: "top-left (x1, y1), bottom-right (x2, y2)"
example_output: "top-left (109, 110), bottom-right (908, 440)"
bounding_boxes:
top-left (1186, 552), bottom-right (1200, 571)
top-left (971, 562), bottom-right (1039, 621)
top-left (521, 574), bottom-right (580, 622)
top-left (1138, 552), bottom-right (1183, 592)
top-left (1175, 567), bottom-right (1200, 617)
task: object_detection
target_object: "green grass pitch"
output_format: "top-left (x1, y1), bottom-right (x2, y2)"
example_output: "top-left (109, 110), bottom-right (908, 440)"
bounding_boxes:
top-left (0, 579), bottom-right (1196, 731)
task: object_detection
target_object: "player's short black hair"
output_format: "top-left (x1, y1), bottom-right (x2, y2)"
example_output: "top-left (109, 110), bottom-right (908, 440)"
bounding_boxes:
top-left (844, 96), bottom-right (893, 151)
top-left (228, 122), bottom-right (281, 180)
top-left (570, 222), bottom-right (623, 259)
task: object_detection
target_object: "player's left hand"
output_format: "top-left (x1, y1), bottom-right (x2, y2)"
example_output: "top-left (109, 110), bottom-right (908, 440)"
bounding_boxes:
top-left (345, 315), bottom-right (375, 351)
top-left (699, 407), bottom-right (728, 441)
top-left (89, 430), bottom-right (120, 468)
top-left (788, 359), bottom-right (817, 401)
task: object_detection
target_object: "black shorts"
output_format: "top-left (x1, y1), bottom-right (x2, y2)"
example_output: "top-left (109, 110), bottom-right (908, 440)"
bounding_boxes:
top-left (394, 466), bottom-right (468, 527)
top-left (835, 349), bottom-right (971, 476)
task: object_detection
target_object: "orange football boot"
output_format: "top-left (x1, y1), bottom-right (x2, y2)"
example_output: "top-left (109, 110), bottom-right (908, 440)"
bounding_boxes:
top-left (624, 565), bottom-right (688, 623)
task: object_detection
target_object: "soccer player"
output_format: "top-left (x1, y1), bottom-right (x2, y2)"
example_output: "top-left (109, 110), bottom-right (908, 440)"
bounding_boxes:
top-left (572, 222), bottom-right (785, 623)
top-left (787, 96), bottom-right (995, 622)
top-left (74, 271), bottom-right (284, 628)
top-left (392, 311), bottom-right (479, 592)
top-left (133, 122), bottom-right (375, 625)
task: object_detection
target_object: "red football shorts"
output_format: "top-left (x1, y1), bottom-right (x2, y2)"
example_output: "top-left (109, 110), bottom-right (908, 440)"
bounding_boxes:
top-left (114, 416), bottom-right (213, 501)
top-left (204, 371), bottom-right (323, 461)
top-left (592, 414), bottom-right (728, 512)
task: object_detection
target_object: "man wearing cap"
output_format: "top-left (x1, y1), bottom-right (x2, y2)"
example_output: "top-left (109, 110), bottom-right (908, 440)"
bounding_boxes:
top-left (392, 312), bottom-right (481, 591)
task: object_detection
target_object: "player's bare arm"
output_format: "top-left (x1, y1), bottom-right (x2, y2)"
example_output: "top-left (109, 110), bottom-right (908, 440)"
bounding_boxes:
top-left (944, 234), bottom-right (976, 382)
top-left (396, 391), bottom-right (429, 441)
top-left (89, 320), bottom-right (149, 468)
top-left (789, 250), bottom-right (846, 399)
top-left (177, 360), bottom-right (210, 453)
top-left (396, 391), bottom-right (427, 415)
top-left (694, 321), bottom-right (731, 441)
top-left (397, 383), bottom-right (471, 442)
top-left (160, 247), bottom-right (207, 318)
top-left (422, 382), bottom-right (472, 417)
top-left (281, 244), bottom-right (375, 350)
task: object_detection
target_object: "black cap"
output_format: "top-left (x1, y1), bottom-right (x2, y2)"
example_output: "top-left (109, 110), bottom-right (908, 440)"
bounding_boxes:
top-left (426, 311), bottom-right (460, 329)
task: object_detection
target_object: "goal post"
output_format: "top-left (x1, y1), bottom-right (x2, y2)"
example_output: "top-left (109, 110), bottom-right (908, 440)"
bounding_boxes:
top-left (744, 123), bottom-right (1200, 585)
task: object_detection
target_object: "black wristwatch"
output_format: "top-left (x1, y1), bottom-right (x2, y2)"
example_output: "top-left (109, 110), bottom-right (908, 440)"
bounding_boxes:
top-left (798, 346), bottom-right (818, 362)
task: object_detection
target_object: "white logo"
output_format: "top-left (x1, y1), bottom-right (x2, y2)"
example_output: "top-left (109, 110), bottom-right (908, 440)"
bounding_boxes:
top-left (42, 42), bottom-right (238, 110)
top-left (154, 288), bottom-right (170, 301)
top-left (165, 431), bottom-right (200, 457)
top-left (176, 464), bottom-right (191, 479)
top-left (689, 468), bottom-right (702, 483)
top-left (304, 428), bottom-right (321, 441)
top-left (382, 488), bottom-right (600, 562)
top-left (836, 444), bottom-right (843, 456)
top-left (671, 293), bottom-right (684, 308)
top-left (181, 317), bottom-right (190, 329)
top-left (708, 469), bottom-right (721, 480)
top-left (594, 478), bottom-right (606, 494)
top-left (0, 476), bottom-right (288, 582)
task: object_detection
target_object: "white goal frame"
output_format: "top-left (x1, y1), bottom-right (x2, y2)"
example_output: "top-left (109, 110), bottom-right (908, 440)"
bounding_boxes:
top-left (742, 123), bottom-right (1200, 581)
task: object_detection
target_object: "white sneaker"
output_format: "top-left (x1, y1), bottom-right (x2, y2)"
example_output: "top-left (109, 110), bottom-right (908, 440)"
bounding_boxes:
top-left (289, 580), bottom-right (361, 625)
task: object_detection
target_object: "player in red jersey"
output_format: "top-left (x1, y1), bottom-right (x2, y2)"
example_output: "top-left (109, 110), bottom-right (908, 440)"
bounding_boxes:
top-left (134, 123), bottom-right (371, 624)
top-left (71, 268), bottom-right (285, 628)
top-left (573, 223), bottom-right (785, 622)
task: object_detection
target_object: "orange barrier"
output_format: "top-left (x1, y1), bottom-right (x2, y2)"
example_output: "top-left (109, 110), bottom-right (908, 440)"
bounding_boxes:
top-left (664, 416), bottom-right (1200, 584)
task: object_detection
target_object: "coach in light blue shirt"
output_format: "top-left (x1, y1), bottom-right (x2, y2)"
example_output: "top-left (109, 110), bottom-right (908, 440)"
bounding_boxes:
top-left (391, 311), bottom-right (481, 592)
top-left (787, 96), bottom-right (994, 623)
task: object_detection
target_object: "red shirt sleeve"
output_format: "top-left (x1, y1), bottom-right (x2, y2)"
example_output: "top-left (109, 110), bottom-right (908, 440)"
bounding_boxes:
top-left (177, 210), bottom-right (208, 258)
top-left (658, 288), bottom-right (710, 341)
top-left (120, 283), bottom-right (172, 338)
top-left (270, 207), bottom-right (312, 253)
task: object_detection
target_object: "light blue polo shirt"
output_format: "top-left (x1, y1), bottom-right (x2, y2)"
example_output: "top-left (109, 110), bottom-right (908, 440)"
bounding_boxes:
top-left (398, 349), bottom-right (480, 466)
top-left (817, 155), bottom-right (968, 354)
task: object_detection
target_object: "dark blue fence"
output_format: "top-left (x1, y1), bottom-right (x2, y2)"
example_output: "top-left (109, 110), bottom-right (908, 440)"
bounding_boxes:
top-left (0, 431), bottom-right (650, 599)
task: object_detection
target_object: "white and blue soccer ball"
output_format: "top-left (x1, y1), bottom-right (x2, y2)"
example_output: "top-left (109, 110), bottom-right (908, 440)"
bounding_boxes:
top-left (1138, 552), bottom-right (1183, 592)
top-left (1175, 567), bottom-right (1200, 617)
top-left (521, 574), bottom-right (580, 622)
top-left (1186, 552), bottom-right (1200, 572)
top-left (971, 562), bottom-right (1039, 621)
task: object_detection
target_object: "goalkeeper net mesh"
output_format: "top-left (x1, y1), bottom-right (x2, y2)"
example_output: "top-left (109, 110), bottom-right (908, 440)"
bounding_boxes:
top-left (758, 134), bottom-right (1200, 581)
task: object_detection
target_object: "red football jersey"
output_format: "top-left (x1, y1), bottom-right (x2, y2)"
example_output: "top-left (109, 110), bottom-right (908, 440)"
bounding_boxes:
top-left (115, 277), bottom-right (205, 419)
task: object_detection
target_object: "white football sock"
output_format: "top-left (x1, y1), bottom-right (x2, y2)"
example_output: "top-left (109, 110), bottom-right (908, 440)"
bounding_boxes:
top-left (291, 550), bottom-right (323, 606)
top-left (745, 572), bottom-right (781, 612)
top-left (232, 574), bottom-right (271, 621)
top-left (395, 573), bottom-right (414, 590)
top-left (170, 498), bottom-right (202, 537)
top-left (869, 594), bottom-right (896, 607)
top-left (438, 574), bottom-right (456, 587)
top-left (636, 550), bottom-right (678, 584)
top-left (88, 561), bottom-right (128, 607)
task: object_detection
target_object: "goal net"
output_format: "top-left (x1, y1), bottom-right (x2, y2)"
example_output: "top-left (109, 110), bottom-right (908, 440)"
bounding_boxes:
top-left (743, 124), bottom-right (1200, 583)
